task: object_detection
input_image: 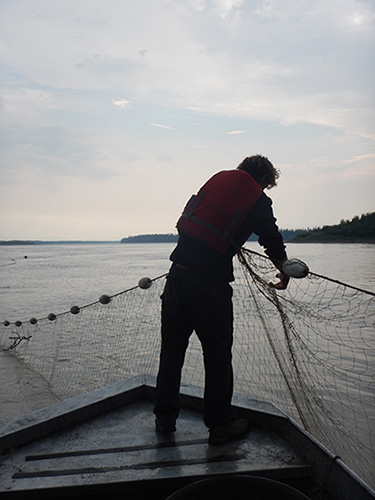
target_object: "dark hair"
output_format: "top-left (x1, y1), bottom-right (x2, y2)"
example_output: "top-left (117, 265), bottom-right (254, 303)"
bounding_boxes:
top-left (237, 155), bottom-right (280, 189)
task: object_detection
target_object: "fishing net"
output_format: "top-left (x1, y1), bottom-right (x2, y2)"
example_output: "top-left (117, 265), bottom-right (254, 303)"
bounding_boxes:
top-left (0, 249), bottom-right (374, 489)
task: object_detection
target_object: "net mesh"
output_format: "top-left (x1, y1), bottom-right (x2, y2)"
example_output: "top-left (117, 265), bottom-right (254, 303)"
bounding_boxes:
top-left (0, 249), bottom-right (374, 489)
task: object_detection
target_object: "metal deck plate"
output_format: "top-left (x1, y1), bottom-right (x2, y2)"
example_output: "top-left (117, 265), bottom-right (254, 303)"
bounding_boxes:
top-left (0, 399), bottom-right (308, 497)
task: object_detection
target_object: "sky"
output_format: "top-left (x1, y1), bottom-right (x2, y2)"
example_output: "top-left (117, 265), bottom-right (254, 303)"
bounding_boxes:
top-left (0, 0), bottom-right (374, 241)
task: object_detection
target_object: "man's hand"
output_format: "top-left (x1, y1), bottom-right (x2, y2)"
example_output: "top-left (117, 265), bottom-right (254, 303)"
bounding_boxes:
top-left (269, 272), bottom-right (289, 290)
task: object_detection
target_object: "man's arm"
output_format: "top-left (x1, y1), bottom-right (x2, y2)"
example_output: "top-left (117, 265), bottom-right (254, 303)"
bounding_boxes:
top-left (250, 195), bottom-right (290, 290)
top-left (269, 258), bottom-right (290, 290)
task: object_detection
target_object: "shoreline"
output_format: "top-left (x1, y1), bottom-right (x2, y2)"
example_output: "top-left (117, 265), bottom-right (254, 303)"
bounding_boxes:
top-left (1, 239), bottom-right (375, 246)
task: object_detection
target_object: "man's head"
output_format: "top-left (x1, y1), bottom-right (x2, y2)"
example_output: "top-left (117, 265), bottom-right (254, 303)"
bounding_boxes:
top-left (237, 155), bottom-right (280, 189)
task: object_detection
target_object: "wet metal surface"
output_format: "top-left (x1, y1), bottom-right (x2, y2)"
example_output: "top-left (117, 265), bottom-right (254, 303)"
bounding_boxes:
top-left (0, 376), bottom-right (372, 500)
top-left (0, 400), bottom-right (308, 493)
top-left (0, 375), bottom-right (309, 497)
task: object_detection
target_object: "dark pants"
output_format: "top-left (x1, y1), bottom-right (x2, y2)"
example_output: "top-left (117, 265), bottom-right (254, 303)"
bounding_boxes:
top-left (154, 264), bottom-right (234, 429)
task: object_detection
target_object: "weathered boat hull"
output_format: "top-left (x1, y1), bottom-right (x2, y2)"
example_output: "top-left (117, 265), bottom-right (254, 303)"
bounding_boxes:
top-left (0, 375), bottom-right (373, 499)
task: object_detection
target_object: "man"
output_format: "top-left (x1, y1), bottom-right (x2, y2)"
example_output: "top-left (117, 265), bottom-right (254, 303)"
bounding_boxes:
top-left (154, 155), bottom-right (289, 445)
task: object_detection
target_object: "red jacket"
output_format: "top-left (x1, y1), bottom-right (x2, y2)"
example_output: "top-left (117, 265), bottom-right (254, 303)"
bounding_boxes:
top-left (177, 170), bottom-right (263, 254)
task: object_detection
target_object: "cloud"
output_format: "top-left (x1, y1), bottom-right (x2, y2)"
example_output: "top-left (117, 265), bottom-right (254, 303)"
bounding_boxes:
top-left (0, 0), bottom-right (374, 239)
top-left (1, 0), bottom-right (373, 138)
top-left (227, 130), bottom-right (245, 135)
top-left (151, 123), bottom-right (175, 130)
top-left (0, 124), bottom-right (118, 186)
top-left (214, 0), bottom-right (244, 19)
top-left (112, 98), bottom-right (130, 108)
top-left (343, 154), bottom-right (375, 164)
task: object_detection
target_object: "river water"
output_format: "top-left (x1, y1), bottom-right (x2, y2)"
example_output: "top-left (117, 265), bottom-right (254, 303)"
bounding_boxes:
top-left (0, 241), bottom-right (374, 487)
top-left (1, 241), bottom-right (374, 323)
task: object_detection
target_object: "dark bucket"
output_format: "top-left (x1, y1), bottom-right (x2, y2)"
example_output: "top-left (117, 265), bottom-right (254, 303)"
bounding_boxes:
top-left (165, 475), bottom-right (310, 500)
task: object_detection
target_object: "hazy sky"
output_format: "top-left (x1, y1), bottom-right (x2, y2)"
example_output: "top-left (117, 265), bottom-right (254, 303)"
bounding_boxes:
top-left (1, 0), bottom-right (374, 240)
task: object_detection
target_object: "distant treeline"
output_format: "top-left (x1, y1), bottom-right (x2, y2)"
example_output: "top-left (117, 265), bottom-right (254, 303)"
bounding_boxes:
top-left (121, 230), bottom-right (303, 244)
top-left (247, 229), bottom-right (303, 243)
top-left (4, 213), bottom-right (373, 246)
top-left (121, 214), bottom-right (375, 244)
top-left (0, 240), bottom-right (37, 246)
top-left (121, 234), bottom-right (178, 243)
top-left (290, 212), bottom-right (375, 243)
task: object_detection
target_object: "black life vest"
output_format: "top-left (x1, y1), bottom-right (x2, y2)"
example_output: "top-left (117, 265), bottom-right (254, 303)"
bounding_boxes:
top-left (176, 170), bottom-right (263, 254)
